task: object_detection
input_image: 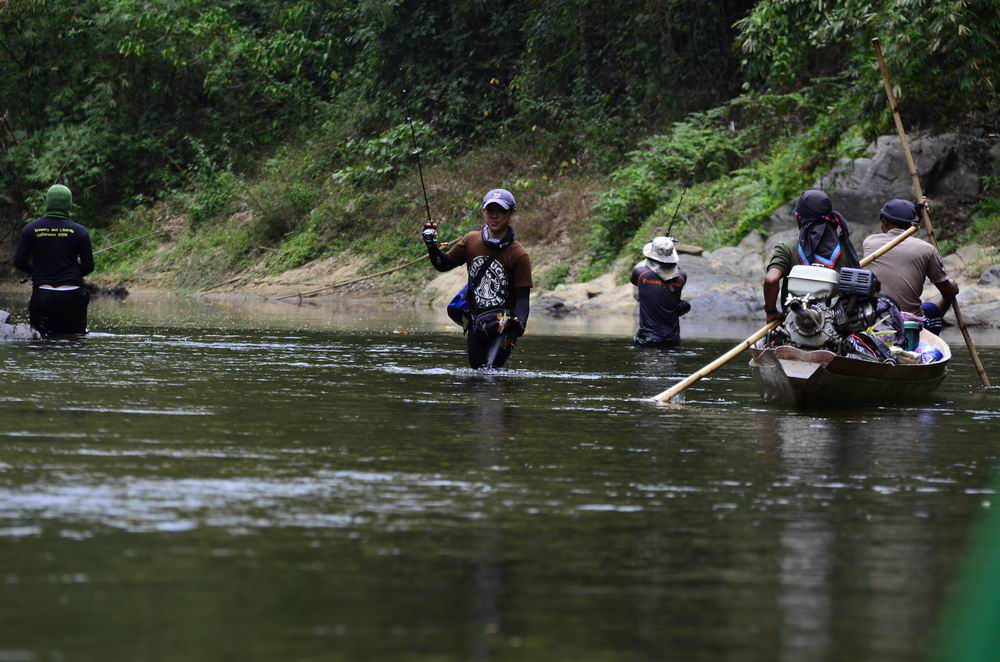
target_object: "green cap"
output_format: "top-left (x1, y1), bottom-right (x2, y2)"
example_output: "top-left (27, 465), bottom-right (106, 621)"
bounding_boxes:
top-left (45, 184), bottom-right (72, 219)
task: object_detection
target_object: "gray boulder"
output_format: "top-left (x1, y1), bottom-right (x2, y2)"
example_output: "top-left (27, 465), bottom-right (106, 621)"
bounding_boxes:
top-left (534, 295), bottom-right (577, 317)
top-left (945, 286), bottom-right (1000, 328)
top-left (764, 133), bottom-right (981, 255)
top-left (0, 310), bottom-right (40, 340)
top-left (978, 265), bottom-right (1000, 287)
top-left (687, 286), bottom-right (763, 321)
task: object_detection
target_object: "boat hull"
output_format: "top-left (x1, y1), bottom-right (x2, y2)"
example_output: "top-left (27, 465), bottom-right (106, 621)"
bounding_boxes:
top-left (748, 331), bottom-right (950, 407)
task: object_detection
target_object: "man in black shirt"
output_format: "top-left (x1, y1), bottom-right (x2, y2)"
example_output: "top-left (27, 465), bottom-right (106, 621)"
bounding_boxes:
top-left (13, 184), bottom-right (94, 336)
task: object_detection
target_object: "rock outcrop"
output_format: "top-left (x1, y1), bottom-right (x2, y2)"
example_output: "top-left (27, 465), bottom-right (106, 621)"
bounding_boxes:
top-left (0, 310), bottom-right (40, 340)
top-left (515, 132), bottom-right (1000, 328)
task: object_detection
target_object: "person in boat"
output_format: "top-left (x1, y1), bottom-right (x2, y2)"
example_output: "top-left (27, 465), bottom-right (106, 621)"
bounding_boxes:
top-left (423, 188), bottom-right (532, 369)
top-left (13, 184), bottom-right (94, 336)
top-left (630, 236), bottom-right (690, 348)
top-left (763, 189), bottom-right (860, 324)
top-left (862, 198), bottom-right (958, 335)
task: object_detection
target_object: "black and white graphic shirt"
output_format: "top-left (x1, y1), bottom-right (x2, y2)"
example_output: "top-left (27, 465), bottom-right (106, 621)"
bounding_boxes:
top-left (467, 255), bottom-right (509, 312)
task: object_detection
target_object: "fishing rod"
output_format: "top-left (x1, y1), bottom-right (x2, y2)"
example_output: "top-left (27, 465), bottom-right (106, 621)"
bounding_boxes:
top-left (401, 84), bottom-right (434, 228)
top-left (665, 184), bottom-right (689, 238)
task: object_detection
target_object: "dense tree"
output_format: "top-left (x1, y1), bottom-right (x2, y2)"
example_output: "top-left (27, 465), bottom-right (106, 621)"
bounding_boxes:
top-left (1, 0), bottom-right (753, 238)
top-left (3, 0), bottom-right (995, 260)
top-left (736, 0), bottom-right (1000, 124)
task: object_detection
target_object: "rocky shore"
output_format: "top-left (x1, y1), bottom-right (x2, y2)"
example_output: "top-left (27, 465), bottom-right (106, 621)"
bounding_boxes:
top-left (507, 132), bottom-right (1000, 329)
top-left (5, 133), bottom-right (997, 337)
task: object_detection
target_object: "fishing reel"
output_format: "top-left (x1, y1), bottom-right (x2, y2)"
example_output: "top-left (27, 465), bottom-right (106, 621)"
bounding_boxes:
top-left (421, 224), bottom-right (438, 245)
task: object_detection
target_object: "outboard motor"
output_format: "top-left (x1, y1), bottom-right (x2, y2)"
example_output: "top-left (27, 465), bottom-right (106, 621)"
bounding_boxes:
top-left (779, 265), bottom-right (840, 350)
top-left (776, 265), bottom-right (883, 352)
top-left (831, 267), bottom-right (880, 337)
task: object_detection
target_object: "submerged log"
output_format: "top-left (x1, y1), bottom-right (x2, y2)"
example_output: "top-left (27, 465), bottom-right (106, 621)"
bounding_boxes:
top-left (83, 281), bottom-right (129, 300)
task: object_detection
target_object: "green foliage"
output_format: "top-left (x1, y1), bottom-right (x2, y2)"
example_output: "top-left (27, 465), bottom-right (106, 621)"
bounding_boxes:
top-left (537, 264), bottom-right (571, 291)
top-left (582, 109), bottom-right (746, 271)
top-left (188, 171), bottom-right (237, 229)
top-left (579, 89), bottom-right (873, 275)
top-left (271, 231), bottom-right (327, 273)
top-left (89, 206), bottom-right (165, 275)
top-left (736, 0), bottom-right (1000, 124)
top-left (4, 0), bottom-right (997, 292)
top-left (331, 121), bottom-right (445, 189)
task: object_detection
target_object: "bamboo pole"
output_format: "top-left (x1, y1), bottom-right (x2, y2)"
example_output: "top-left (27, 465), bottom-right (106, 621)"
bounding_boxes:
top-left (650, 320), bottom-right (780, 403)
top-left (872, 37), bottom-right (990, 387)
top-left (649, 224), bottom-right (919, 403)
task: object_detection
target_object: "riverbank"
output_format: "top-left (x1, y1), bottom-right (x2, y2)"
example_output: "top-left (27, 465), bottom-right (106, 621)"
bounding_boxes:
top-left (170, 223), bottom-right (999, 332)
top-left (80, 130), bottom-right (1000, 332)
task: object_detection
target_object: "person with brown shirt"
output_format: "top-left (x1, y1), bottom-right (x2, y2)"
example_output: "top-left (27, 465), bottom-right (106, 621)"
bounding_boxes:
top-left (423, 188), bottom-right (532, 368)
top-left (862, 198), bottom-right (958, 334)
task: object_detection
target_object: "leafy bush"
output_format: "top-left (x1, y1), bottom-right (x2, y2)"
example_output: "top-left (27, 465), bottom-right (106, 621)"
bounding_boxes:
top-left (272, 231), bottom-right (327, 273)
top-left (188, 171), bottom-right (238, 229)
top-left (330, 121), bottom-right (444, 189)
top-left (736, 0), bottom-right (1000, 125)
top-left (582, 110), bottom-right (746, 273)
top-left (537, 264), bottom-right (571, 291)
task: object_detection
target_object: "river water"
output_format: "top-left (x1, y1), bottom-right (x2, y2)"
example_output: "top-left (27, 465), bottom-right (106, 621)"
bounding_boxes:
top-left (2, 290), bottom-right (999, 662)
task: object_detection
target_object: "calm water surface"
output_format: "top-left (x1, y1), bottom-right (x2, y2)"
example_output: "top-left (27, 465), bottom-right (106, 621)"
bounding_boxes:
top-left (2, 291), bottom-right (1000, 662)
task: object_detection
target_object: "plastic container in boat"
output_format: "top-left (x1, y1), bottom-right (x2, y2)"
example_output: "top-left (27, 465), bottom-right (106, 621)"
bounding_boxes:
top-left (903, 320), bottom-right (922, 351)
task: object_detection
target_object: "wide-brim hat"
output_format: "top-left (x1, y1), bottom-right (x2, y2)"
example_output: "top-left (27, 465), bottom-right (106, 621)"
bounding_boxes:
top-left (642, 236), bottom-right (680, 279)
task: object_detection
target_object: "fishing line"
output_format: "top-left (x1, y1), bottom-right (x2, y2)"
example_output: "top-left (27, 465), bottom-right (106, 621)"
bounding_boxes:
top-left (94, 229), bottom-right (166, 255)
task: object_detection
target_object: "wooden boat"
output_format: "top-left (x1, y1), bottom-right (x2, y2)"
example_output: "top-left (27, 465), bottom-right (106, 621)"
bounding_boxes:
top-left (748, 330), bottom-right (951, 407)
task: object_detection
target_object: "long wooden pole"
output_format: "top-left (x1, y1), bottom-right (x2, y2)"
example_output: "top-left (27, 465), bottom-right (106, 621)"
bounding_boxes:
top-left (650, 224), bottom-right (920, 404)
top-left (872, 37), bottom-right (990, 387)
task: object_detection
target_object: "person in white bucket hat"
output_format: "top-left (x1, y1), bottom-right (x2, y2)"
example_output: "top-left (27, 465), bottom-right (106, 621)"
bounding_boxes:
top-left (630, 236), bottom-right (690, 348)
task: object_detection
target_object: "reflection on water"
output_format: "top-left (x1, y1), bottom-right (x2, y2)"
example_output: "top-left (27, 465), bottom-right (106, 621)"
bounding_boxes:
top-left (1, 289), bottom-right (999, 661)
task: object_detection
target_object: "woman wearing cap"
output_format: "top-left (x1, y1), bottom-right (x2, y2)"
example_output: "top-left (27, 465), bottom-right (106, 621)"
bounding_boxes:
top-left (630, 236), bottom-right (690, 348)
top-left (422, 188), bottom-right (532, 368)
top-left (862, 197), bottom-right (958, 334)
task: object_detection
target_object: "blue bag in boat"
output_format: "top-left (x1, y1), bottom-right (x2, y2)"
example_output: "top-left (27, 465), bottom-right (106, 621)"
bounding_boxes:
top-left (447, 284), bottom-right (470, 328)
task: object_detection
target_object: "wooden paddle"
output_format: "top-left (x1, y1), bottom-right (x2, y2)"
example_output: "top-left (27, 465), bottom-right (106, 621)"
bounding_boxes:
top-left (873, 37), bottom-right (990, 388)
top-left (650, 224), bottom-right (919, 403)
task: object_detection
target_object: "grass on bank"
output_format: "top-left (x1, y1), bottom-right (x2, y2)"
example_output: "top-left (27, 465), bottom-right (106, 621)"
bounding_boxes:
top-left (91, 89), bottom-right (998, 292)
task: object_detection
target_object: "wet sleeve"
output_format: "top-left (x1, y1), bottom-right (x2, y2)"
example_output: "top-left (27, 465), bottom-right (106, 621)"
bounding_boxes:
top-left (427, 242), bottom-right (459, 272)
top-left (512, 286), bottom-right (530, 325)
top-left (13, 227), bottom-right (32, 274)
top-left (78, 228), bottom-right (95, 276)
